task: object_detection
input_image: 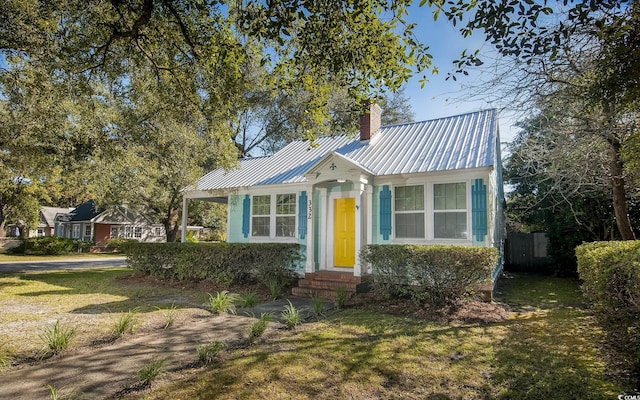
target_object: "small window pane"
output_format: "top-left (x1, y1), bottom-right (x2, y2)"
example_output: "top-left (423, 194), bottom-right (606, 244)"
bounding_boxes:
top-left (252, 216), bottom-right (270, 236)
top-left (434, 183), bottom-right (466, 210)
top-left (276, 194), bottom-right (296, 215)
top-left (276, 216), bottom-right (296, 237)
top-left (395, 213), bottom-right (425, 238)
top-left (395, 185), bottom-right (424, 212)
top-left (434, 212), bottom-right (467, 239)
top-left (252, 195), bottom-right (270, 215)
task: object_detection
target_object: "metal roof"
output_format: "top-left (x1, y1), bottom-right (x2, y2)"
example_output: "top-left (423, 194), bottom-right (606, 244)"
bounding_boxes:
top-left (191, 109), bottom-right (498, 192)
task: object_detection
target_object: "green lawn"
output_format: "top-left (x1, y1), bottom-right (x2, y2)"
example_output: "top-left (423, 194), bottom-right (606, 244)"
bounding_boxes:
top-left (0, 269), bottom-right (632, 399)
top-left (0, 253), bottom-right (125, 262)
top-left (128, 273), bottom-right (630, 400)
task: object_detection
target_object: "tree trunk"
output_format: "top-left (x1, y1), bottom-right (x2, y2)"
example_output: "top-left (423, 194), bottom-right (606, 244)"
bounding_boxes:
top-left (609, 140), bottom-right (636, 240)
top-left (164, 208), bottom-right (179, 242)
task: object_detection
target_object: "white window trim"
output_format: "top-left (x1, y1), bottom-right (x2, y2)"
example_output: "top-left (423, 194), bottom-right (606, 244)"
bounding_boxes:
top-left (250, 193), bottom-right (298, 242)
top-left (432, 181), bottom-right (469, 241)
top-left (393, 184), bottom-right (426, 240)
top-left (388, 180), bottom-right (474, 245)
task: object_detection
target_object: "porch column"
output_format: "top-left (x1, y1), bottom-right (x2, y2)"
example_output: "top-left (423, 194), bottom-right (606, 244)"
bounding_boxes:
top-left (305, 185), bottom-right (315, 274)
top-left (354, 181), bottom-right (366, 277)
top-left (180, 196), bottom-right (188, 243)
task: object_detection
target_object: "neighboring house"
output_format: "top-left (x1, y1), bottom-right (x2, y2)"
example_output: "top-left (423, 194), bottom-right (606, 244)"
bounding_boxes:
top-left (29, 207), bottom-right (75, 237)
top-left (55, 200), bottom-right (166, 246)
top-left (181, 107), bottom-right (505, 294)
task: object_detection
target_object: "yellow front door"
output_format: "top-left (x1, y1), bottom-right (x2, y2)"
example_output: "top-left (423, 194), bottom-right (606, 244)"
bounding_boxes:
top-left (334, 198), bottom-right (356, 267)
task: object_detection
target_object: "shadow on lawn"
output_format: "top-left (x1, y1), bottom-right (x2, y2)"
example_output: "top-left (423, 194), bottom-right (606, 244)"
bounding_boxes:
top-left (14, 269), bottom-right (210, 314)
top-left (491, 273), bottom-right (626, 399)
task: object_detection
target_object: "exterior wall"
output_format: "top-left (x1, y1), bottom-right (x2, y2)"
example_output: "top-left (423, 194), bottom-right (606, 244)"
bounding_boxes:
top-left (94, 224), bottom-right (111, 246)
top-left (227, 194), bottom-right (248, 243)
top-left (370, 171), bottom-right (493, 248)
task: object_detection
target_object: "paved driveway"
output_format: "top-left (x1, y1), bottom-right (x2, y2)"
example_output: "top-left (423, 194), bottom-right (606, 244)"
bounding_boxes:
top-left (0, 257), bottom-right (127, 273)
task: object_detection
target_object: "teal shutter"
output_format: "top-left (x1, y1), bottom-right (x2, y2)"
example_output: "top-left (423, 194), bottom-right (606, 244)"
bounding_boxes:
top-left (380, 185), bottom-right (392, 240)
top-left (472, 179), bottom-right (487, 242)
top-left (242, 195), bottom-right (250, 238)
top-left (298, 191), bottom-right (307, 239)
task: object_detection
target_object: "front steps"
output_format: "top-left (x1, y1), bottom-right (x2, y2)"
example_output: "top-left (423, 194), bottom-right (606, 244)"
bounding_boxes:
top-left (292, 271), bottom-right (370, 301)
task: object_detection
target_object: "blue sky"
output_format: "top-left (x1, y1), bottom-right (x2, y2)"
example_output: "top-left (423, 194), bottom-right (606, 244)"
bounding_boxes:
top-left (401, 4), bottom-right (518, 144)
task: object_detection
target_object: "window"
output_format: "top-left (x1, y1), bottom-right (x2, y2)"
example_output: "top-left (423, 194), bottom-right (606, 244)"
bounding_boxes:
top-left (37, 228), bottom-right (45, 237)
top-left (275, 194), bottom-right (296, 237)
top-left (252, 195), bottom-right (271, 237)
top-left (72, 224), bottom-right (81, 239)
top-left (251, 193), bottom-right (297, 238)
top-left (134, 227), bottom-right (142, 239)
top-left (85, 225), bottom-right (92, 237)
top-left (110, 226), bottom-right (120, 238)
top-left (394, 185), bottom-right (425, 238)
top-left (154, 227), bottom-right (162, 237)
top-left (433, 183), bottom-right (467, 239)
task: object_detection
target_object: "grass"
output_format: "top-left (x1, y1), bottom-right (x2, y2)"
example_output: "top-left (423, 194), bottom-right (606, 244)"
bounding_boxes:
top-left (136, 358), bottom-right (165, 387)
top-left (247, 313), bottom-right (273, 344)
top-left (197, 341), bottom-right (226, 365)
top-left (0, 253), bottom-right (124, 262)
top-left (208, 291), bottom-right (239, 315)
top-left (126, 273), bottom-right (632, 400)
top-left (237, 292), bottom-right (261, 308)
top-left (280, 300), bottom-right (303, 330)
top-left (112, 309), bottom-right (139, 336)
top-left (40, 320), bottom-right (76, 358)
top-left (0, 268), bottom-right (209, 359)
top-left (0, 267), bottom-right (633, 399)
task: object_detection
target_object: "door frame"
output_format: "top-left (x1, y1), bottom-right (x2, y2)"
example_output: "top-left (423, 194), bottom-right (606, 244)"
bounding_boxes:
top-left (325, 190), bottom-right (360, 271)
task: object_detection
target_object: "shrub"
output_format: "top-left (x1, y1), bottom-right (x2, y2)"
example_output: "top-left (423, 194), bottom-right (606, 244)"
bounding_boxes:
top-left (136, 358), bottom-right (164, 387)
top-left (197, 341), bottom-right (226, 365)
top-left (209, 291), bottom-right (239, 315)
top-left (335, 286), bottom-right (349, 310)
top-left (247, 313), bottom-right (273, 344)
top-left (361, 245), bottom-right (498, 308)
top-left (311, 294), bottom-right (326, 318)
top-left (281, 300), bottom-right (303, 329)
top-left (576, 241), bottom-right (640, 382)
top-left (40, 320), bottom-right (76, 357)
top-left (112, 309), bottom-right (138, 336)
top-left (18, 237), bottom-right (76, 255)
top-left (105, 238), bottom-right (139, 253)
top-left (238, 292), bottom-right (261, 308)
top-left (125, 242), bottom-right (302, 285)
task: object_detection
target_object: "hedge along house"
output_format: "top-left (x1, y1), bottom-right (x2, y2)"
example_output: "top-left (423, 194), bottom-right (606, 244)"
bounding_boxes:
top-left (181, 107), bottom-right (504, 297)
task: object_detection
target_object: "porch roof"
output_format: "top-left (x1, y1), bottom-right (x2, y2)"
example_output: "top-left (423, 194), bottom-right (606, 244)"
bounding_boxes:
top-left (190, 109), bottom-right (498, 192)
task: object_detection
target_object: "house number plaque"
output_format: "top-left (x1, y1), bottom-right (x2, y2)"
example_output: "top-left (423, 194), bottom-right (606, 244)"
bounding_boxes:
top-left (308, 199), bottom-right (313, 219)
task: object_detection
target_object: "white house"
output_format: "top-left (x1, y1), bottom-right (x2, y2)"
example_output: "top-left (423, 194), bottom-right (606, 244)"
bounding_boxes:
top-left (181, 106), bottom-right (504, 295)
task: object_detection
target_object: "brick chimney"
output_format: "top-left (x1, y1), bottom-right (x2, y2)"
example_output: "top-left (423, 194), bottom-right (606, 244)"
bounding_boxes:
top-left (359, 101), bottom-right (382, 143)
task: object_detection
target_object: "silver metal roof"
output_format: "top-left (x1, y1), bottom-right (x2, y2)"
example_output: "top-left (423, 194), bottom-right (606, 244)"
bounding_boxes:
top-left (191, 109), bottom-right (498, 192)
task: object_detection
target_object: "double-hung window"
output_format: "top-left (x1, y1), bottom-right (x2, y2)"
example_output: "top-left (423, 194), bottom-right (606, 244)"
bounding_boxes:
top-left (394, 185), bottom-right (425, 238)
top-left (433, 182), bottom-right (467, 239)
top-left (251, 194), bottom-right (297, 238)
top-left (275, 194), bottom-right (296, 237)
top-left (252, 195), bottom-right (271, 237)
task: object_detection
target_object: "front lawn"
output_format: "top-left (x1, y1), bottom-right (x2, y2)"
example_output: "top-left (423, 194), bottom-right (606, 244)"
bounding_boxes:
top-left (0, 253), bottom-right (125, 262)
top-left (0, 269), bottom-right (632, 398)
top-left (127, 273), bottom-right (631, 399)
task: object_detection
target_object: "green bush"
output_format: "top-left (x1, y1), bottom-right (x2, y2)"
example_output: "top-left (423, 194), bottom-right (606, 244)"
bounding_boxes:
top-left (125, 242), bottom-right (302, 286)
top-left (576, 241), bottom-right (640, 382)
top-left (105, 238), bottom-right (139, 252)
top-left (361, 245), bottom-right (498, 308)
top-left (15, 236), bottom-right (76, 255)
